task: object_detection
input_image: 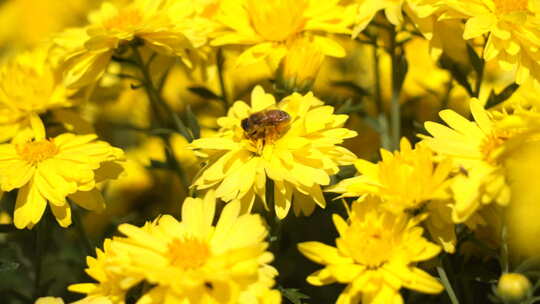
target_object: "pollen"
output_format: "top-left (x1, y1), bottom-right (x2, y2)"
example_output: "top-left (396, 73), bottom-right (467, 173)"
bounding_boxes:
top-left (494, 0), bottom-right (529, 14)
top-left (246, 0), bottom-right (307, 41)
top-left (16, 139), bottom-right (59, 164)
top-left (168, 237), bottom-right (210, 270)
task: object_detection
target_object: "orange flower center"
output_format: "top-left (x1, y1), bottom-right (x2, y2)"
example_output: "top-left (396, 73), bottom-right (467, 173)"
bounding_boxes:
top-left (103, 8), bottom-right (144, 31)
top-left (168, 237), bottom-right (210, 270)
top-left (494, 0), bottom-right (528, 14)
top-left (16, 139), bottom-right (58, 164)
top-left (246, 0), bottom-right (307, 41)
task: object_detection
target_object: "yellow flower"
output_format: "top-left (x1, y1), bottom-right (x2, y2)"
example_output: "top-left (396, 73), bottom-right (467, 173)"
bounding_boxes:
top-left (0, 48), bottom-right (77, 142)
top-left (422, 99), bottom-right (517, 222)
top-left (0, 0), bottom-right (92, 49)
top-left (298, 197), bottom-right (443, 304)
top-left (69, 239), bottom-right (141, 304)
top-left (56, 0), bottom-right (208, 88)
top-left (70, 192), bottom-right (280, 304)
top-left (211, 0), bottom-right (353, 67)
top-left (276, 37), bottom-right (325, 94)
top-left (430, 0), bottom-right (540, 84)
top-left (191, 86), bottom-right (357, 219)
top-left (329, 138), bottom-right (451, 212)
top-left (0, 118), bottom-right (124, 229)
top-left (328, 138), bottom-right (457, 252)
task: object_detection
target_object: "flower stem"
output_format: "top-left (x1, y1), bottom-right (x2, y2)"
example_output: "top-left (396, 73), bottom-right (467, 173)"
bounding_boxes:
top-left (131, 46), bottom-right (193, 142)
top-left (389, 27), bottom-right (402, 150)
top-left (72, 204), bottom-right (94, 257)
top-left (265, 179), bottom-right (282, 254)
top-left (437, 262), bottom-right (460, 304)
top-left (32, 220), bottom-right (43, 300)
top-left (217, 48), bottom-right (229, 111)
top-left (130, 45), bottom-right (192, 191)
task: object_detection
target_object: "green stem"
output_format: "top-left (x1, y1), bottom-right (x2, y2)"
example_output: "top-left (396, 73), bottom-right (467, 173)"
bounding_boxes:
top-left (500, 223), bottom-right (510, 273)
top-left (265, 180), bottom-right (282, 254)
top-left (372, 45), bottom-right (383, 115)
top-left (437, 263), bottom-right (460, 304)
top-left (389, 27), bottom-right (401, 150)
top-left (216, 48), bottom-right (229, 111)
top-left (130, 46), bottom-right (191, 192)
top-left (72, 205), bottom-right (94, 256)
top-left (131, 46), bottom-right (193, 142)
top-left (33, 220), bottom-right (44, 300)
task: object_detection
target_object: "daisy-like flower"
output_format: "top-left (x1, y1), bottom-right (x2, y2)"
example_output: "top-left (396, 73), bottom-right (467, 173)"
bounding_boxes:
top-left (430, 0), bottom-right (540, 84)
top-left (70, 192), bottom-right (280, 304)
top-left (328, 138), bottom-right (457, 252)
top-left (422, 99), bottom-right (518, 223)
top-left (0, 118), bottom-right (124, 229)
top-left (190, 86), bottom-right (357, 219)
top-left (329, 138), bottom-right (452, 213)
top-left (56, 0), bottom-right (208, 88)
top-left (211, 0), bottom-right (354, 67)
top-left (298, 196), bottom-right (443, 304)
top-left (0, 48), bottom-right (77, 142)
top-left (69, 239), bottom-right (140, 304)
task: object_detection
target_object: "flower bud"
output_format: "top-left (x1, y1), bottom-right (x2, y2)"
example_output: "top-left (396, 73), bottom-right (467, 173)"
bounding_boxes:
top-left (276, 37), bottom-right (325, 94)
top-left (497, 273), bottom-right (532, 303)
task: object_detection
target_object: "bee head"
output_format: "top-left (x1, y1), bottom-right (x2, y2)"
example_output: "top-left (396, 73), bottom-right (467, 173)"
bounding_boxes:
top-left (241, 118), bottom-right (250, 132)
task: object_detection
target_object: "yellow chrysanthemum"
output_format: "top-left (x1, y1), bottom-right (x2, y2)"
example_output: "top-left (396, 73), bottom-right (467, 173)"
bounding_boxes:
top-left (0, 118), bottom-right (124, 229)
top-left (298, 197), bottom-right (443, 304)
top-left (211, 0), bottom-right (354, 67)
top-left (329, 138), bottom-right (451, 212)
top-left (328, 138), bottom-right (457, 252)
top-left (69, 238), bottom-right (141, 304)
top-left (190, 86), bottom-right (357, 219)
top-left (0, 48), bottom-right (77, 142)
top-left (422, 99), bottom-right (517, 222)
top-left (56, 0), bottom-right (208, 88)
top-left (70, 192), bottom-right (280, 304)
top-left (429, 0), bottom-right (540, 84)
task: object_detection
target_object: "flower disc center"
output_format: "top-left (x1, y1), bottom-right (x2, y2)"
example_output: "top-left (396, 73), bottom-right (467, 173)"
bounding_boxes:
top-left (17, 139), bottom-right (58, 164)
top-left (168, 237), bottom-right (210, 270)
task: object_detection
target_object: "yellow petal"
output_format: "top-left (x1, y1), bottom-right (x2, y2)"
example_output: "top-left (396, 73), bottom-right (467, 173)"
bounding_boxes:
top-left (68, 189), bottom-right (105, 212)
top-left (14, 181), bottom-right (47, 229)
top-left (49, 202), bottom-right (72, 227)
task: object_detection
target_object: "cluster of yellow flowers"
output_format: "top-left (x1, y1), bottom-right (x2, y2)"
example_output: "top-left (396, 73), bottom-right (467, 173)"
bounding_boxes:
top-left (2, 0), bottom-right (540, 303)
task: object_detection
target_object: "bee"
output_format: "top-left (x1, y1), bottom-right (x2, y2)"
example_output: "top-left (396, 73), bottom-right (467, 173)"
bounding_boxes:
top-left (241, 109), bottom-right (291, 140)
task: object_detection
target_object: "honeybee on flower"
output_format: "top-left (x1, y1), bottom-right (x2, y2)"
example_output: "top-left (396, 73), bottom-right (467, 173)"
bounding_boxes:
top-left (190, 86), bottom-right (357, 219)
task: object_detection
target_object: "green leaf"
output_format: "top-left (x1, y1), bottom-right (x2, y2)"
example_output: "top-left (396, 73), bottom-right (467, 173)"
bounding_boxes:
top-left (0, 259), bottom-right (19, 272)
top-left (485, 83), bottom-right (520, 109)
top-left (439, 54), bottom-right (474, 97)
top-left (467, 44), bottom-right (484, 76)
top-left (336, 99), bottom-right (364, 115)
top-left (393, 53), bottom-right (409, 93)
top-left (331, 81), bottom-right (370, 97)
top-left (278, 287), bottom-right (310, 304)
top-left (188, 86), bottom-right (222, 100)
top-left (185, 105), bottom-right (201, 139)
